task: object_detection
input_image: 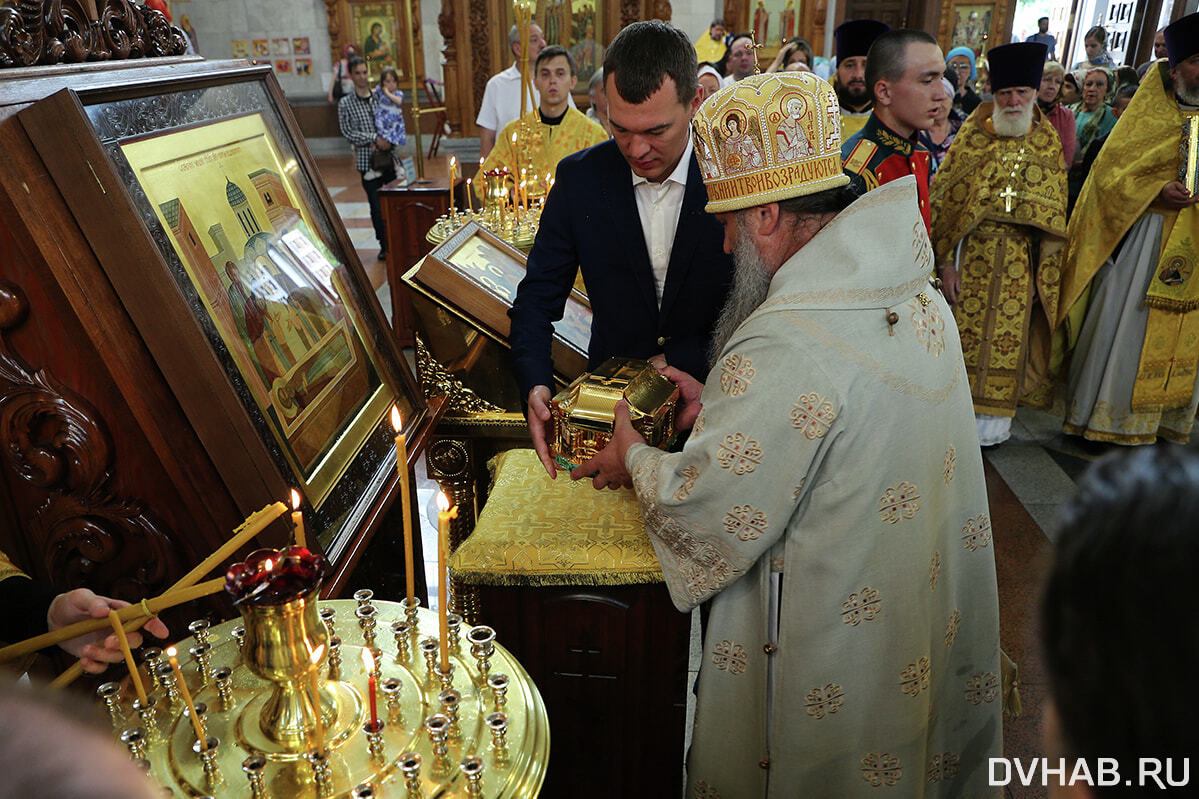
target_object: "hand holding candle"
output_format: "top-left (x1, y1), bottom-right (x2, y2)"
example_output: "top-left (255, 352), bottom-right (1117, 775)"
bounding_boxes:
top-left (391, 406), bottom-right (416, 606)
top-left (167, 646), bottom-right (208, 749)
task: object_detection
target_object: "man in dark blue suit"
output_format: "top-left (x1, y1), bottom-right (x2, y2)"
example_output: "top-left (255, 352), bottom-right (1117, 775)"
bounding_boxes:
top-left (509, 20), bottom-right (734, 479)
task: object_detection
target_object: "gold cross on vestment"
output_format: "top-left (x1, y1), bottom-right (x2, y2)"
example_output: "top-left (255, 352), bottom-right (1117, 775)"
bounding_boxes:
top-left (748, 32), bottom-right (765, 74)
top-left (999, 185), bottom-right (1017, 213)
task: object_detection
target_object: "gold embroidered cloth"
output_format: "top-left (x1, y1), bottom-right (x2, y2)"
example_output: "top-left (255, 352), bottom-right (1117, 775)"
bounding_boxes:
top-left (448, 449), bottom-right (663, 586)
top-left (931, 107), bottom-right (1067, 414)
top-left (1060, 64), bottom-right (1199, 412)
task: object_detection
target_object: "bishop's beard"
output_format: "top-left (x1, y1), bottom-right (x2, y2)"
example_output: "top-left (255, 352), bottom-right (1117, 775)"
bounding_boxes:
top-left (709, 214), bottom-right (774, 369)
top-left (1177, 79), bottom-right (1199, 107)
top-left (992, 101), bottom-right (1034, 137)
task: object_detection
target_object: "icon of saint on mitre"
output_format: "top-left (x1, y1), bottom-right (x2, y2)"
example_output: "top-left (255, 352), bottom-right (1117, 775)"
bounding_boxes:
top-left (721, 111), bottom-right (765, 175)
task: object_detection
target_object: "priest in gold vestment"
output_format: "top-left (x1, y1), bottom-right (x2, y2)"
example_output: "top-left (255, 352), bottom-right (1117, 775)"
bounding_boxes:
top-left (475, 45), bottom-right (607, 199)
top-left (575, 72), bottom-right (1002, 797)
top-left (1057, 13), bottom-right (1199, 444)
top-left (932, 42), bottom-right (1067, 446)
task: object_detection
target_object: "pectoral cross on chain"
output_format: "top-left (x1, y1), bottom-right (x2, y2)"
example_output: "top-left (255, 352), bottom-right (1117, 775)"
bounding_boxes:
top-left (999, 185), bottom-right (1017, 214)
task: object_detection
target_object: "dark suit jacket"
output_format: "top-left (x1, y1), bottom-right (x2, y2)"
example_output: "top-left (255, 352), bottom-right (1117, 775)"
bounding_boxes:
top-left (509, 139), bottom-right (734, 397)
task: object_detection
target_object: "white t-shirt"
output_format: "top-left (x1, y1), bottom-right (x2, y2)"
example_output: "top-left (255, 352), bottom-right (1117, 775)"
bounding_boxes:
top-left (476, 63), bottom-right (575, 133)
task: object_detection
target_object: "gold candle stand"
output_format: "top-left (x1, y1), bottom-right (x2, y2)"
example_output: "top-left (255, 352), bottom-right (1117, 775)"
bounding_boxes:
top-left (98, 598), bottom-right (548, 797)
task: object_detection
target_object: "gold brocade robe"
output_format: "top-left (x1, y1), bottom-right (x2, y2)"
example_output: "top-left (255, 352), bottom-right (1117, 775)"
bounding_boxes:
top-left (1058, 63), bottom-right (1199, 418)
top-left (0, 550), bottom-right (24, 583)
top-left (931, 105), bottom-right (1067, 416)
top-left (475, 107), bottom-right (608, 199)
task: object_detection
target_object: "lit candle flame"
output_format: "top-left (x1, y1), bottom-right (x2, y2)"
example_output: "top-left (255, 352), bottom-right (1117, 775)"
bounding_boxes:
top-left (310, 643), bottom-right (325, 667)
top-left (390, 404), bottom-right (403, 434)
top-left (436, 491), bottom-right (450, 513)
top-left (290, 488), bottom-right (301, 511)
top-left (450, 155), bottom-right (457, 170)
top-left (263, 558), bottom-right (274, 572)
top-left (166, 646), bottom-right (177, 658)
top-left (361, 647), bottom-right (375, 672)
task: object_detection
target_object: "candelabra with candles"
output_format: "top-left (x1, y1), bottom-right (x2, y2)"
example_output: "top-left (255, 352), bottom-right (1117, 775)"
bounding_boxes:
top-left (94, 546), bottom-right (547, 797)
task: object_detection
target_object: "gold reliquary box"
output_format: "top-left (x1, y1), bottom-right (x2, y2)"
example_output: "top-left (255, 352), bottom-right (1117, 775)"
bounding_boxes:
top-left (550, 358), bottom-right (680, 469)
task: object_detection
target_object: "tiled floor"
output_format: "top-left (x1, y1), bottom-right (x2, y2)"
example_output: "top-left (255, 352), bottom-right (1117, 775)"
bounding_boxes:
top-left (316, 149), bottom-right (1191, 798)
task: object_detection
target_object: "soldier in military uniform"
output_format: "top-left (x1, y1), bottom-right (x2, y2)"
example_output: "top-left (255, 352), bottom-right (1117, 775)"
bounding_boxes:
top-left (841, 29), bottom-right (946, 231)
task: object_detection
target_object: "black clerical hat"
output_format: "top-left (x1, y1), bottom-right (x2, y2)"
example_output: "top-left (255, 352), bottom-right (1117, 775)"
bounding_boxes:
top-left (835, 19), bottom-right (890, 62)
top-left (987, 42), bottom-right (1047, 91)
top-left (1164, 12), bottom-right (1199, 67)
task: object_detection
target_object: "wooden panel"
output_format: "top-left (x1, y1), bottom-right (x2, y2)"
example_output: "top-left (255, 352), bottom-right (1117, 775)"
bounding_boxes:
top-left (479, 582), bottom-right (689, 797)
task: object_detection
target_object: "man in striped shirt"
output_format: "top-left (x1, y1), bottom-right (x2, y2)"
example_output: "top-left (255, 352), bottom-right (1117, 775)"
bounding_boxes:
top-left (337, 56), bottom-right (395, 260)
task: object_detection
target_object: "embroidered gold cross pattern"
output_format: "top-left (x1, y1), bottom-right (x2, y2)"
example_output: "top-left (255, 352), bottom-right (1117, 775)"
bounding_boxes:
top-left (927, 753), bottom-right (960, 783)
top-left (719, 353), bottom-right (755, 397)
top-left (965, 672), bottom-right (1000, 705)
top-left (860, 753), bottom-right (903, 787)
top-left (841, 586), bottom-right (882, 626)
top-left (899, 656), bottom-right (931, 696)
top-left (723, 504), bottom-right (768, 541)
top-left (878, 481), bottom-right (921, 523)
top-left (790, 393), bottom-right (837, 439)
top-left (804, 683), bottom-right (845, 719)
top-left (712, 640), bottom-right (748, 674)
top-left (717, 432), bottom-right (763, 474)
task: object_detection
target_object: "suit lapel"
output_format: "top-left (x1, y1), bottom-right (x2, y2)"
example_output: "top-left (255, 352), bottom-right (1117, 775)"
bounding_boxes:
top-left (600, 147), bottom-right (659, 317)
top-left (659, 153), bottom-right (706, 321)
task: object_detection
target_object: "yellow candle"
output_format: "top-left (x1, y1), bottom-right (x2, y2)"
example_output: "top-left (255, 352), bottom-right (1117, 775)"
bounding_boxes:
top-left (290, 489), bottom-right (306, 549)
top-left (167, 646), bottom-right (208, 749)
top-left (391, 406), bottom-right (416, 606)
top-left (436, 492), bottom-right (458, 672)
top-left (108, 609), bottom-right (147, 704)
top-left (466, 179), bottom-right (474, 213)
top-left (307, 643), bottom-right (326, 752)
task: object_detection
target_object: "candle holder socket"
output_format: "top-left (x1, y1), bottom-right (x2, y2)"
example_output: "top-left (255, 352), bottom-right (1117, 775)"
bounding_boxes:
top-left (419, 637), bottom-right (439, 678)
top-left (132, 695), bottom-right (159, 739)
top-left (157, 663), bottom-right (182, 706)
top-left (438, 689), bottom-right (461, 736)
top-left (242, 754), bottom-right (268, 799)
top-left (382, 677), bottom-right (403, 719)
top-left (487, 673), bottom-right (509, 708)
top-left (97, 682), bottom-right (123, 727)
top-left (363, 719), bottom-right (386, 760)
top-left (399, 751), bottom-right (423, 796)
top-left (391, 620), bottom-right (412, 661)
top-left (468, 626), bottom-right (497, 675)
top-left (319, 607), bottom-right (337, 639)
top-left (460, 755), bottom-right (485, 795)
top-left (327, 636), bottom-right (343, 679)
top-left (189, 642), bottom-right (214, 684)
top-left (424, 713), bottom-right (450, 766)
top-left (231, 625), bottom-right (246, 654)
top-left (120, 726), bottom-right (148, 760)
top-left (187, 619), bottom-right (212, 647)
top-left (446, 613), bottom-right (462, 651)
top-left (486, 711), bottom-right (509, 761)
top-left (437, 662), bottom-right (455, 692)
top-left (353, 588), bottom-right (374, 609)
top-left (355, 604), bottom-right (378, 647)
top-left (141, 647), bottom-right (165, 689)
top-left (351, 784), bottom-right (377, 799)
top-left (306, 749), bottom-right (334, 797)
top-left (192, 737), bottom-right (221, 789)
top-left (402, 596), bottom-right (420, 629)
top-left (212, 666), bottom-right (234, 710)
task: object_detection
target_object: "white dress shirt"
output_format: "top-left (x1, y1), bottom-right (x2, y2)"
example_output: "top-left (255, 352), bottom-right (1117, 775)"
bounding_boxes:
top-left (632, 132), bottom-right (693, 306)
top-left (476, 63), bottom-right (575, 134)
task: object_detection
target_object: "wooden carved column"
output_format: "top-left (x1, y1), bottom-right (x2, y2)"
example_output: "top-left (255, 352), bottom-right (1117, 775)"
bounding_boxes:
top-left (0, 280), bottom-right (181, 599)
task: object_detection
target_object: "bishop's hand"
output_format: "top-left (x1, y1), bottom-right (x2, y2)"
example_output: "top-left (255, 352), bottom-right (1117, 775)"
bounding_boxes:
top-left (657, 365), bottom-right (704, 431)
top-left (527, 385), bottom-right (558, 479)
top-left (571, 401), bottom-right (645, 490)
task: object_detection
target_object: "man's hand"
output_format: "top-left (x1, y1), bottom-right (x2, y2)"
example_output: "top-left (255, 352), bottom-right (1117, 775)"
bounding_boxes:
top-left (375, 135), bottom-right (392, 151)
top-left (571, 401), bottom-right (646, 489)
top-left (1159, 181), bottom-right (1197, 209)
top-left (527, 385), bottom-right (558, 479)
top-left (48, 589), bottom-right (170, 675)
top-left (939, 264), bottom-right (961, 305)
top-left (658, 365), bottom-right (704, 431)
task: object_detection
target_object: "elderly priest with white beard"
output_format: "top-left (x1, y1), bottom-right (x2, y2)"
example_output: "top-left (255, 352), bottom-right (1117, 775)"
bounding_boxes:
top-left (573, 71), bottom-right (1002, 797)
top-left (932, 42), bottom-right (1069, 447)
